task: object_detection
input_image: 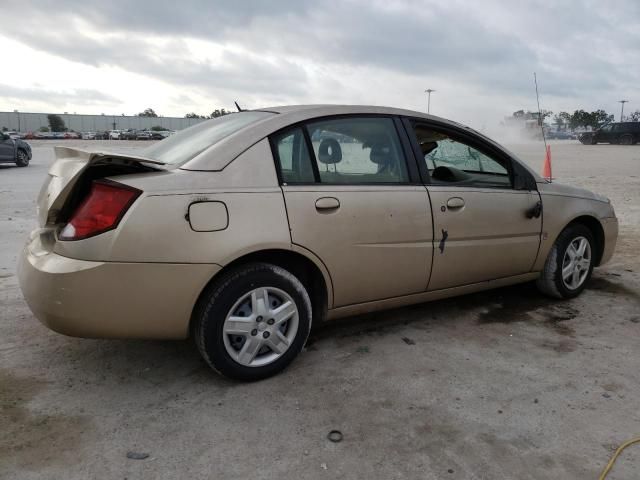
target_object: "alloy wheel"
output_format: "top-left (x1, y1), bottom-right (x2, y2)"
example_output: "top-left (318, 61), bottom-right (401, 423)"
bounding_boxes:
top-left (222, 287), bottom-right (299, 367)
top-left (561, 236), bottom-right (592, 290)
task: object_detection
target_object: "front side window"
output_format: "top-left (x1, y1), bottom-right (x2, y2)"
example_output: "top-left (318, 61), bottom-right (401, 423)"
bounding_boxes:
top-left (411, 124), bottom-right (511, 188)
top-left (305, 117), bottom-right (409, 184)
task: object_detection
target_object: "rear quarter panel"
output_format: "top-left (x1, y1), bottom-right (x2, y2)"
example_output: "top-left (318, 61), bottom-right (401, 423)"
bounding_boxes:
top-left (53, 139), bottom-right (292, 265)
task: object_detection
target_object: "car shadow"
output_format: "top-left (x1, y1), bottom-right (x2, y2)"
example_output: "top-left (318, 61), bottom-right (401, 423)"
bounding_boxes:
top-left (40, 273), bottom-right (634, 386)
top-left (308, 273), bottom-right (638, 346)
top-left (308, 281), bottom-right (551, 346)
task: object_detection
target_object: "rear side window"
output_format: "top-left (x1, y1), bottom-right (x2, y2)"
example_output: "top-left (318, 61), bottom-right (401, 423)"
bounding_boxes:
top-left (272, 128), bottom-right (315, 184)
top-left (305, 117), bottom-right (409, 184)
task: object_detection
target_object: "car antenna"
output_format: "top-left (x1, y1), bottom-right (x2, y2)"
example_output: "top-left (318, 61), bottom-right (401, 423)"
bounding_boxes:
top-left (234, 101), bottom-right (244, 112)
top-left (534, 72), bottom-right (551, 182)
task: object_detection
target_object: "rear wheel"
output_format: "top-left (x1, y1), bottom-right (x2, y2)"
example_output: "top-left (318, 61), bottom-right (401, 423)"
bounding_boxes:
top-left (536, 224), bottom-right (595, 299)
top-left (619, 134), bottom-right (633, 145)
top-left (194, 263), bottom-right (312, 381)
top-left (15, 149), bottom-right (29, 167)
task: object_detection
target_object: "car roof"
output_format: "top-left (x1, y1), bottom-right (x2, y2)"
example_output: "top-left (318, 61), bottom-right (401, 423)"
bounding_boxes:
top-left (258, 104), bottom-right (459, 125)
top-left (182, 104), bottom-right (484, 171)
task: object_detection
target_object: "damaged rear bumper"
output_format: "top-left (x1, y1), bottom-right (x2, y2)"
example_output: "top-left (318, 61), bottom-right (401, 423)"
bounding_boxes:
top-left (17, 231), bottom-right (220, 339)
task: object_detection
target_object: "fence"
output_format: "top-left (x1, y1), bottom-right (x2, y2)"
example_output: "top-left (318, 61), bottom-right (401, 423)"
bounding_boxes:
top-left (0, 111), bottom-right (206, 133)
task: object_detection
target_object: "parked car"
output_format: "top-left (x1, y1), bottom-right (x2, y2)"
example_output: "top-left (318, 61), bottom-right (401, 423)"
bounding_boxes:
top-left (108, 130), bottom-right (122, 140)
top-left (148, 131), bottom-right (166, 140)
top-left (18, 105), bottom-right (618, 381)
top-left (120, 129), bottom-right (138, 140)
top-left (0, 132), bottom-right (32, 166)
top-left (94, 131), bottom-right (110, 140)
top-left (579, 122), bottom-right (640, 145)
top-left (136, 131), bottom-right (152, 140)
top-left (64, 132), bottom-right (80, 139)
top-left (547, 130), bottom-right (575, 140)
top-left (82, 132), bottom-right (96, 140)
top-left (5, 131), bottom-right (22, 140)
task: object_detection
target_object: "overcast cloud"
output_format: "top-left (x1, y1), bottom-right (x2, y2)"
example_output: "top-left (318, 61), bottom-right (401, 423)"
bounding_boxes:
top-left (1, 0), bottom-right (638, 128)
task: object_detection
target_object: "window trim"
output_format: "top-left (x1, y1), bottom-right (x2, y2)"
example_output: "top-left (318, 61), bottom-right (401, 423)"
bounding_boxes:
top-left (301, 126), bottom-right (321, 182)
top-left (402, 117), bottom-right (536, 191)
top-left (269, 126), bottom-right (317, 185)
top-left (269, 114), bottom-right (421, 186)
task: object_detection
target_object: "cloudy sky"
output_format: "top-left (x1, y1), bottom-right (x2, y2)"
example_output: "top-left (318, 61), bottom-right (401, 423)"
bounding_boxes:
top-left (1, 0), bottom-right (638, 128)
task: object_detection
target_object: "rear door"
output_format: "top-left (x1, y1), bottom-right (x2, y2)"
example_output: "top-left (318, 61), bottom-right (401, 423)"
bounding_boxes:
top-left (404, 119), bottom-right (542, 290)
top-left (272, 116), bottom-right (433, 308)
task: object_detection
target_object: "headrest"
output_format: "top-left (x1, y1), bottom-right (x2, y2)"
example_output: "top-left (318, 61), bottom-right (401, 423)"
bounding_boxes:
top-left (318, 138), bottom-right (342, 164)
top-left (420, 141), bottom-right (438, 156)
top-left (369, 143), bottom-right (392, 165)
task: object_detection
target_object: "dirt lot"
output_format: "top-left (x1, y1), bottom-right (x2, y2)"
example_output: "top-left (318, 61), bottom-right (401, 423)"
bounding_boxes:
top-left (1, 140), bottom-right (639, 479)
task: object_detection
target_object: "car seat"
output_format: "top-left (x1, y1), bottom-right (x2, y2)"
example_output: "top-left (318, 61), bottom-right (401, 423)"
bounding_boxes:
top-left (369, 142), bottom-right (396, 177)
top-left (318, 138), bottom-right (342, 172)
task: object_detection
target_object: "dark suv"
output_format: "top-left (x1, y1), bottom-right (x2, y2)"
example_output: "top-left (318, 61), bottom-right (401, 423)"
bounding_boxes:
top-left (0, 132), bottom-right (32, 167)
top-left (579, 122), bottom-right (640, 145)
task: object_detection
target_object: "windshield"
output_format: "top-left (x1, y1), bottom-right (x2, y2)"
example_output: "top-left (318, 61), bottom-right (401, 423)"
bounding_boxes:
top-left (143, 111), bottom-right (274, 165)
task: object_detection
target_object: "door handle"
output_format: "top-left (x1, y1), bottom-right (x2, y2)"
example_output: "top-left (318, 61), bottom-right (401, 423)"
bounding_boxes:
top-left (526, 201), bottom-right (542, 219)
top-left (315, 197), bottom-right (340, 212)
top-left (446, 197), bottom-right (465, 209)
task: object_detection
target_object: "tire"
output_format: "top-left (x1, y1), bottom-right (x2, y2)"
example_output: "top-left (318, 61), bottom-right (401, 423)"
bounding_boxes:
top-left (15, 149), bottom-right (29, 167)
top-left (194, 262), bottom-right (312, 381)
top-left (619, 134), bottom-right (633, 146)
top-left (536, 224), bottom-right (596, 299)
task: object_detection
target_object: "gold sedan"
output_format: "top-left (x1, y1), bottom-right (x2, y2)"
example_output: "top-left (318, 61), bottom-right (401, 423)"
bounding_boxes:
top-left (18, 105), bottom-right (618, 380)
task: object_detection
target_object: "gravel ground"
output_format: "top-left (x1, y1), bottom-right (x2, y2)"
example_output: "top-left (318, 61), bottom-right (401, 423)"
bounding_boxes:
top-left (1, 139), bottom-right (639, 479)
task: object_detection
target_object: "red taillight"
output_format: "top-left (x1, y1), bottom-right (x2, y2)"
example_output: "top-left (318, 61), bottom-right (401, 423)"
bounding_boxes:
top-left (59, 180), bottom-right (141, 241)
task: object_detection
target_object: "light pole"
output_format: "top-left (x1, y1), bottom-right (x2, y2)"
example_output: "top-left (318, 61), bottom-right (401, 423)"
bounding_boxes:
top-left (14, 110), bottom-right (20, 132)
top-left (618, 100), bottom-right (629, 122)
top-left (425, 89), bottom-right (435, 114)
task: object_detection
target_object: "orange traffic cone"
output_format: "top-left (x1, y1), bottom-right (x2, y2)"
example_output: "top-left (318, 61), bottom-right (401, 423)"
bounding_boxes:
top-left (541, 145), bottom-right (552, 180)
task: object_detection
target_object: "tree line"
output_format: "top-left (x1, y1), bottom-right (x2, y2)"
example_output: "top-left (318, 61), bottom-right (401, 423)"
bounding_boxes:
top-left (137, 107), bottom-right (231, 119)
top-left (554, 110), bottom-right (614, 130)
top-left (512, 108), bottom-right (640, 130)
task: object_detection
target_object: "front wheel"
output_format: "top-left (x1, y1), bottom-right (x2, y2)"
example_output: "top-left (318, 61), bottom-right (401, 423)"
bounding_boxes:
top-left (194, 263), bottom-right (312, 381)
top-left (619, 134), bottom-right (633, 145)
top-left (536, 224), bottom-right (595, 299)
top-left (15, 149), bottom-right (29, 167)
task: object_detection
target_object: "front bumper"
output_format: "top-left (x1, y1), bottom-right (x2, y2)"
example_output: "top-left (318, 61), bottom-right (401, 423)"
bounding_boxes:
top-left (599, 217), bottom-right (618, 266)
top-left (17, 231), bottom-right (220, 339)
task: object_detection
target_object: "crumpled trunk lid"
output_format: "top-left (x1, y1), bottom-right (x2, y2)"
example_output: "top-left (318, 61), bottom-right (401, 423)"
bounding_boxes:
top-left (37, 146), bottom-right (165, 227)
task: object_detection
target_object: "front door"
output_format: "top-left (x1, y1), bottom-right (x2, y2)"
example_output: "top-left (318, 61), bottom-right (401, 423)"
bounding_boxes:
top-left (405, 121), bottom-right (542, 290)
top-left (593, 124), bottom-right (613, 143)
top-left (271, 116), bottom-right (433, 307)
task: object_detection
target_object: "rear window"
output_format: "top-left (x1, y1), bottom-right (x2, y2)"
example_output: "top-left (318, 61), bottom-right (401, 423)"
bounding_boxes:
top-left (143, 111), bottom-right (274, 165)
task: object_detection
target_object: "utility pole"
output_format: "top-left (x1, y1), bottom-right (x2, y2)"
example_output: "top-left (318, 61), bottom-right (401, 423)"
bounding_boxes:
top-left (425, 89), bottom-right (435, 114)
top-left (618, 100), bottom-right (629, 122)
